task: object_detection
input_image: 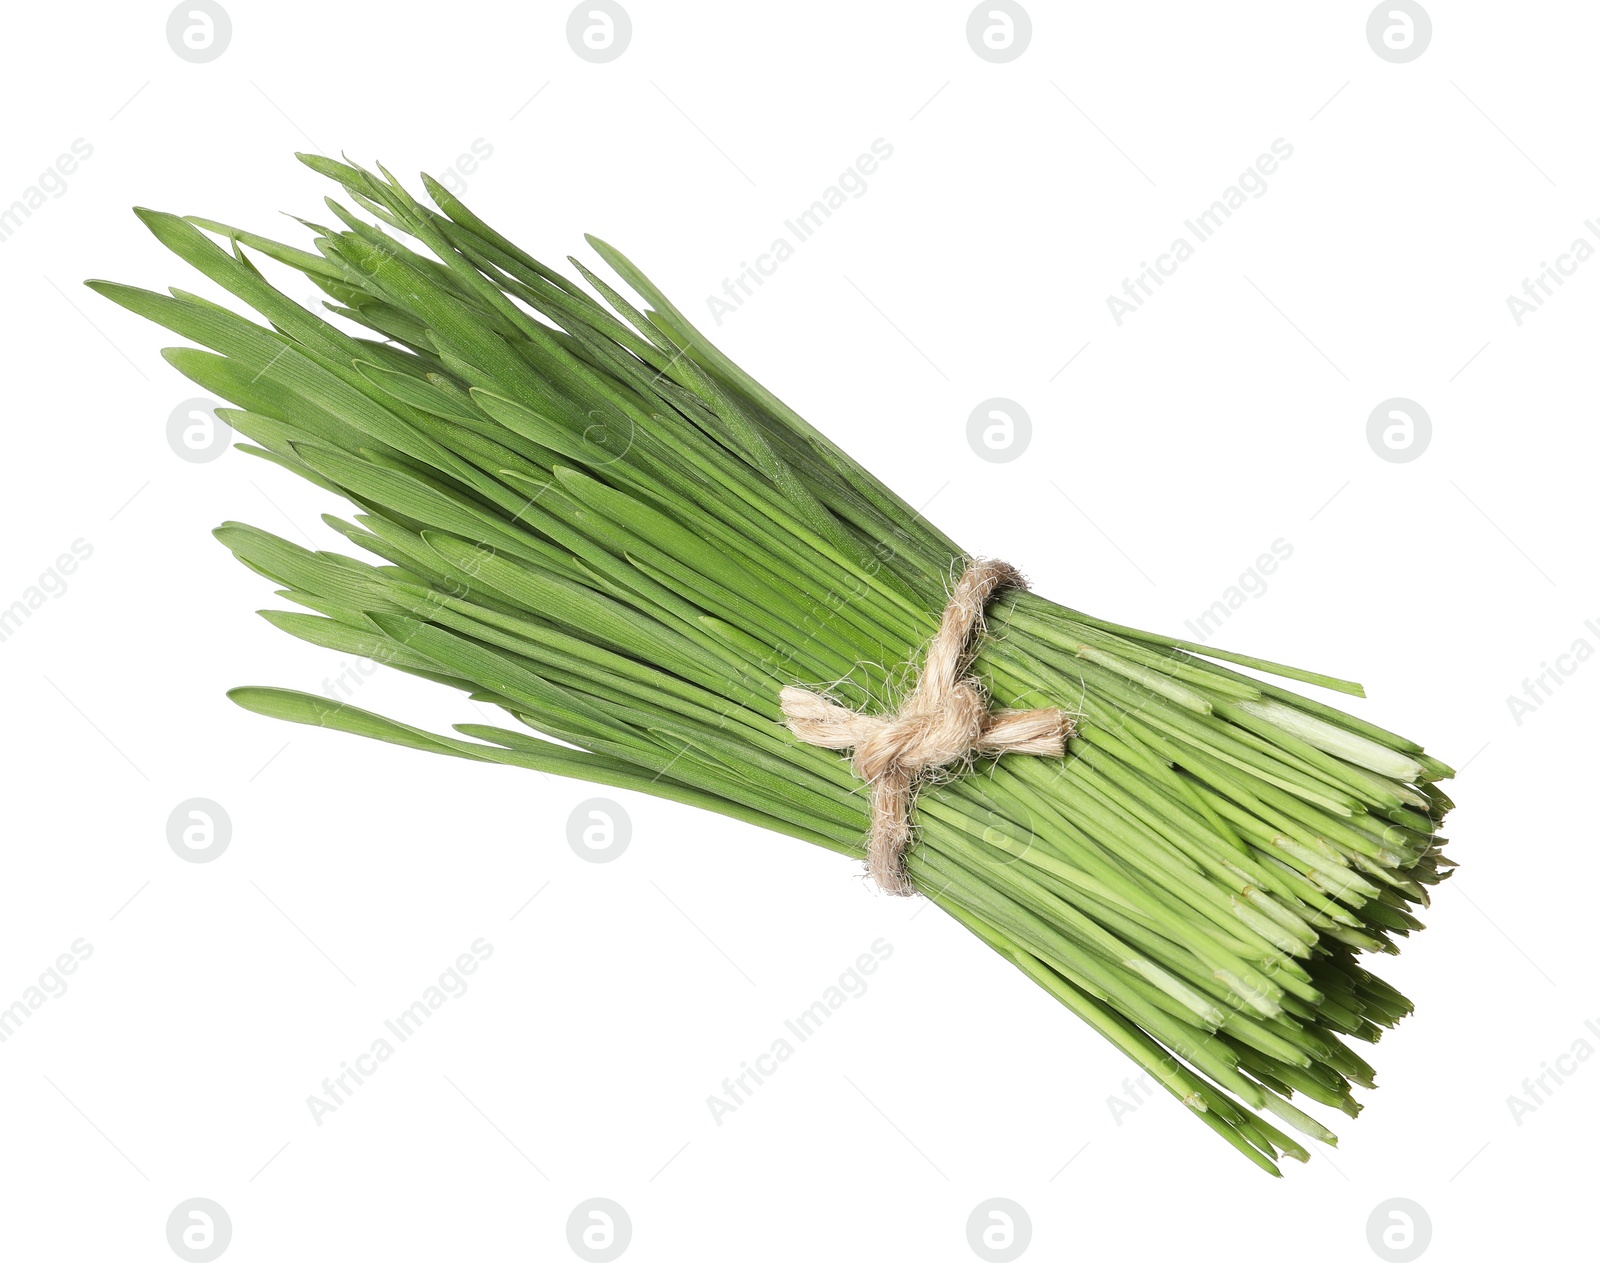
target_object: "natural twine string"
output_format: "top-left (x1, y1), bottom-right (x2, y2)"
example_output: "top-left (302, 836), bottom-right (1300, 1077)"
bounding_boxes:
top-left (779, 559), bottom-right (1071, 896)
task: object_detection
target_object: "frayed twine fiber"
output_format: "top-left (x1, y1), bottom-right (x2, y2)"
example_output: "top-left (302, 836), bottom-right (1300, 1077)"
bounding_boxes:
top-left (780, 559), bottom-right (1071, 895)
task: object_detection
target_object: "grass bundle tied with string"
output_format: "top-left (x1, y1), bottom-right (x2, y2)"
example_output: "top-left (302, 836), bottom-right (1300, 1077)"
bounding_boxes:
top-left (90, 154), bottom-right (1457, 1176)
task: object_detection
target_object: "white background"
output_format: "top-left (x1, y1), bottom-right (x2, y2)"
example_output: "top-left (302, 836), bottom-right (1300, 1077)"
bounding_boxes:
top-left (1, 2), bottom-right (1594, 1259)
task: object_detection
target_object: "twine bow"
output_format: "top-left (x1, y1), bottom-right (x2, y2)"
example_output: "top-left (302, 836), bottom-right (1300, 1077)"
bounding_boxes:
top-left (779, 559), bottom-right (1071, 895)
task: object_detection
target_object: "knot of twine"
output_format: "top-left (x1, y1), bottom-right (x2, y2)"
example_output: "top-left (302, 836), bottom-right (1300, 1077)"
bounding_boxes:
top-left (779, 559), bottom-right (1071, 896)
